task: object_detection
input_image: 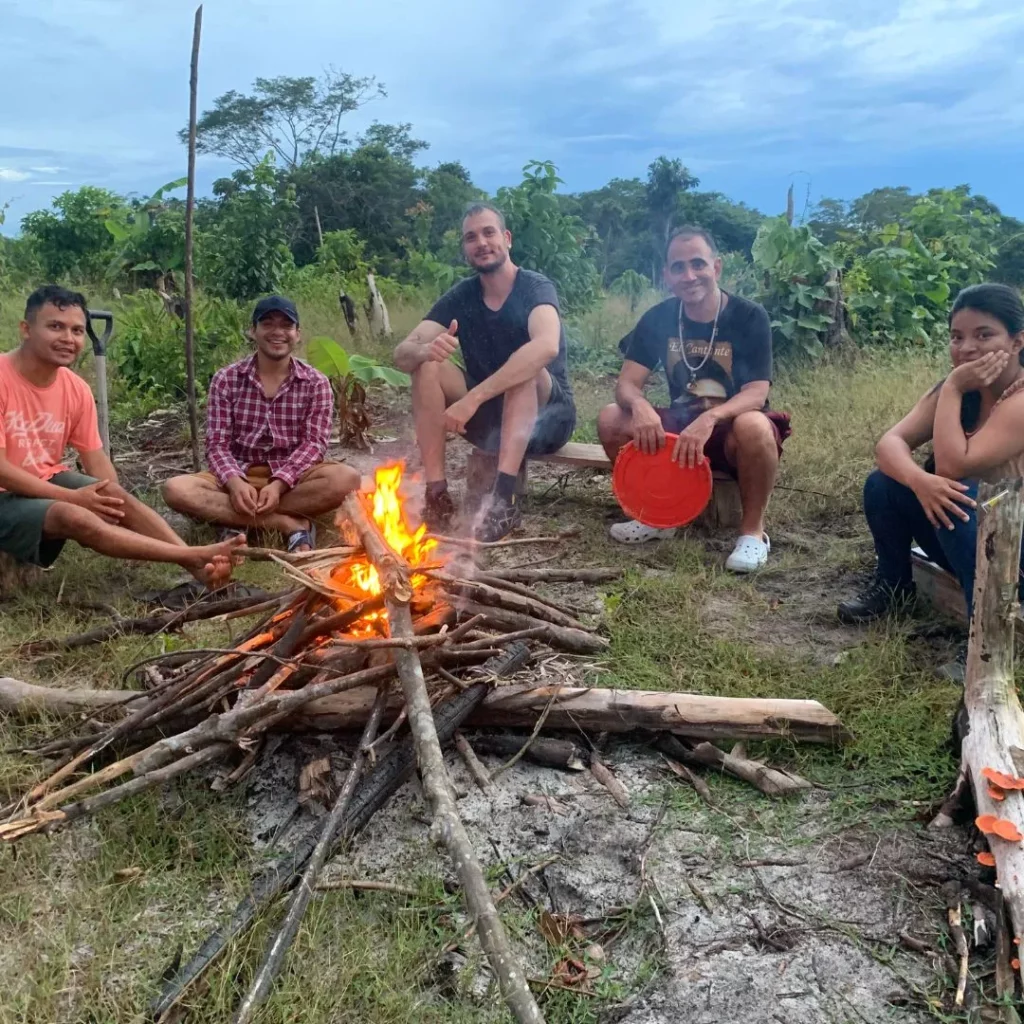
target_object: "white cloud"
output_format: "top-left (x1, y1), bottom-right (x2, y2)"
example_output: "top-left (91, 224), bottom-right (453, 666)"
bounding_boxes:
top-left (0, 168), bottom-right (31, 182)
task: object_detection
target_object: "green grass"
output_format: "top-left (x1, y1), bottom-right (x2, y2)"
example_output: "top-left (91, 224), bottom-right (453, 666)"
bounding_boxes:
top-left (0, 297), bottom-right (969, 1022)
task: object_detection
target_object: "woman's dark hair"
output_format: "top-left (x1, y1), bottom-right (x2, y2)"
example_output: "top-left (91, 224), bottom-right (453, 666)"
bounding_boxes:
top-left (949, 283), bottom-right (1024, 336)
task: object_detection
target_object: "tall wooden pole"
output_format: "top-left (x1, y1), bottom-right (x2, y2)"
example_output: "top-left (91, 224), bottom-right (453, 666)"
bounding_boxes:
top-left (183, 6), bottom-right (203, 472)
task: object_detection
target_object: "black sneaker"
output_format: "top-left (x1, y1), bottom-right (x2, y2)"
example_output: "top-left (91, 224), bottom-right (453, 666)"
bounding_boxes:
top-left (837, 579), bottom-right (916, 625)
top-left (423, 488), bottom-right (457, 535)
top-left (474, 493), bottom-right (522, 543)
top-left (938, 640), bottom-right (968, 684)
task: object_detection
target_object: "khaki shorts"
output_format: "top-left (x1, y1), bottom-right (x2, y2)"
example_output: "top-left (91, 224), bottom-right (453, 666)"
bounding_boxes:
top-left (198, 464), bottom-right (323, 490)
top-left (0, 470), bottom-right (98, 567)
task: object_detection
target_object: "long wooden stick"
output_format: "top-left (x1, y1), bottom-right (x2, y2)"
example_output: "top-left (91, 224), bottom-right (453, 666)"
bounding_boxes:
top-left (432, 573), bottom-right (592, 631)
top-left (183, 4), bottom-right (202, 472)
top-left (343, 493), bottom-right (543, 1022)
top-left (456, 601), bottom-right (608, 656)
top-left (15, 589), bottom-right (288, 655)
top-left (235, 685), bottom-right (390, 1022)
top-left (387, 602), bottom-right (543, 1023)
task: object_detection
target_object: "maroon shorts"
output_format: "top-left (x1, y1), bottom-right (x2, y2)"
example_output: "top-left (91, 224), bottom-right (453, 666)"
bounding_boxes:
top-left (657, 407), bottom-right (792, 477)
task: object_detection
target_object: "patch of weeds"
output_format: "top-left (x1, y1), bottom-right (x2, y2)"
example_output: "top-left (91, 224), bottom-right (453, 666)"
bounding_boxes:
top-left (601, 542), bottom-right (959, 828)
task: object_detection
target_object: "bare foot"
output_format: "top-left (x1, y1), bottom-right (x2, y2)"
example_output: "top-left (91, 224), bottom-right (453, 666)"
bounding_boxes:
top-left (185, 534), bottom-right (246, 589)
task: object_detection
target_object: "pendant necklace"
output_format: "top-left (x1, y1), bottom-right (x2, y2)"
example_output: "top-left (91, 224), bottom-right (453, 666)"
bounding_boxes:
top-left (678, 289), bottom-right (724, 393)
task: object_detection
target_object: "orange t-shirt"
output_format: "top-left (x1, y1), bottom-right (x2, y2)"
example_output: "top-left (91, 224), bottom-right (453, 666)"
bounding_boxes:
top-left (0, 352), bottom-right (103, 484)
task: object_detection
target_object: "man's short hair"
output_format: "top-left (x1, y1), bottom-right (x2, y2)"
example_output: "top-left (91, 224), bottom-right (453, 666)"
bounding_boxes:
top-left (462, 202), bottom-right (507, 232)
top-left (24, 284), bottom-right (88, 322)
top-left (667, 225), bottom-right (718, 257)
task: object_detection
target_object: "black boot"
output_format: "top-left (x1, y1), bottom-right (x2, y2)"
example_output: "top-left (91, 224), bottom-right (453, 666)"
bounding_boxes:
top-left (837, 579), bottom-right (916, 624)
top-left (474, 492), bottom-right (522, 543)
top-left (938, 640), bottom-right (969, 684)
top-left (423, 487), bottom-right (457, 534)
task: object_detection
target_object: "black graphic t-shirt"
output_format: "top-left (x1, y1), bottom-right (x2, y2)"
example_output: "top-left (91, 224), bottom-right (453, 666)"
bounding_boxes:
top-left (619, 293), bottom-right (772, 413)
top-left (426, 269), bottom-right (572, 399)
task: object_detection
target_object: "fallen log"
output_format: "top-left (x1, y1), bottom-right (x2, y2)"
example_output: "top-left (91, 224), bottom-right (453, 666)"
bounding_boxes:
top-left (939, 478), bottom-right (1024, 990)
top-left (0, 677), bottom-right (137, 717)
top-left (2, 678), bottom-right (849, 747)
top-left (657, 735), bottom-right (813, 797)
top-left (296, 684), bottom-right (849, 744)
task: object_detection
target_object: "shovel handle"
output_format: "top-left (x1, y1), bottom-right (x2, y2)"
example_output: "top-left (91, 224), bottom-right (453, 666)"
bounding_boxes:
top-left (86, 310), bottom-right (114, 356)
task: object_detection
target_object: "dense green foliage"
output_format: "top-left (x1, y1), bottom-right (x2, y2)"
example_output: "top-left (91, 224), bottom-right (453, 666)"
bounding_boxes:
top-left (4, 66), bottom-right (1023, 379)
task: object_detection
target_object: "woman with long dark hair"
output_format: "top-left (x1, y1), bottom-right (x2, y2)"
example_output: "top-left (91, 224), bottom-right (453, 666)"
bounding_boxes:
top-left (838, 283), bottom-right (1024, 625)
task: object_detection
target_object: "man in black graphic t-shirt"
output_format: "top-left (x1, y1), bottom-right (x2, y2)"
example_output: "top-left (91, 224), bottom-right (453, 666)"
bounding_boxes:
top-left (394, 203), bottom-right (576, 542)
top-left (597, 226), bottom-right (791, 571)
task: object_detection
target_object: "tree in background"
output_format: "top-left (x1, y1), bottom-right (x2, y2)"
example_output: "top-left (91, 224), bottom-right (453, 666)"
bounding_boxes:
top-left (186, 70), bottom-right (385, 170)
top-left (199, 155), bottom-right (298, 301)
top-left (421, 161), bottom-right (484, 251)
top-left (645, 156), bottom-right (699, 276)
top-left (287, 125), bottom-right (425, 270)
top-left (497, 160), bottom-right (599, 315)
top-left (570, 177), bottom-right (648, 285)
top-left (21, 186), bottom-right (123, 281)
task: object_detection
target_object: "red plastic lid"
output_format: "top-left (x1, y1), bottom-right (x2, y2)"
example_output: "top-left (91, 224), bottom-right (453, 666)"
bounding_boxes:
top-left (612, 433), bottom-right (713, 528)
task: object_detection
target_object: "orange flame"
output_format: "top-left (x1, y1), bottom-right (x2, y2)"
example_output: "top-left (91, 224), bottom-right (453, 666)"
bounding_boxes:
top-left (332, 463), bottom-right (436, 630)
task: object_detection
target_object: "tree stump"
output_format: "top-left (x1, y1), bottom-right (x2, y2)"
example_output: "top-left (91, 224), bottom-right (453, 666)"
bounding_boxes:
top-left (0, 553), bottom-right (41, 598)
top-left (938, 478), bottom-right (1024, 986)
top-left (464, 450), bottom-right (528, 512)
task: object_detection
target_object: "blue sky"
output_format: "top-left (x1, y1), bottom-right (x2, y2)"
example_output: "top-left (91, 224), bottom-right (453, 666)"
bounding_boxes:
top-left (2, 0), bottom-right (1023, 233)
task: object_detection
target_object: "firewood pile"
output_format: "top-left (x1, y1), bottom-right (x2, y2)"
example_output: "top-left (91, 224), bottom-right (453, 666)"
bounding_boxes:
top-left (0, 462), bottom-right (849, 1023)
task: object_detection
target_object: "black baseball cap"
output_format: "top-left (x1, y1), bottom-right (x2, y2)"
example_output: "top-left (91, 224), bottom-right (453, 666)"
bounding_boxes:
top-left (252, 295), bottom-right (299, 326)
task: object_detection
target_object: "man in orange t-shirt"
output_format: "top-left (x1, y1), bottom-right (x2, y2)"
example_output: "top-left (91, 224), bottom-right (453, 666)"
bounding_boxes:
top-left (0, 285), bottom-right (243, 585)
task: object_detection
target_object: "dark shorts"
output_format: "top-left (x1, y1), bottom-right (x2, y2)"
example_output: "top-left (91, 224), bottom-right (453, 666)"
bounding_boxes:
top-left (657, 406), bottom-right (792, 477)
top-left (463, 374), bottom-right (577, 457)
top-left (0, 471), bottom-right (98, 568)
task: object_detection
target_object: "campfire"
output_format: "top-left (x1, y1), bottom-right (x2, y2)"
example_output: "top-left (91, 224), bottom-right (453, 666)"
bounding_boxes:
top-left (0, 459), bottom-right (848, 1023)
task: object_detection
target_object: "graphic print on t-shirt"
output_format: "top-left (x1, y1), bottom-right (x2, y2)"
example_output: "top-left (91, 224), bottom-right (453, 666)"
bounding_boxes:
top-left (665, 336), bottom-right (735, 408)
top-left (3, 409), bottom-right (70, 473)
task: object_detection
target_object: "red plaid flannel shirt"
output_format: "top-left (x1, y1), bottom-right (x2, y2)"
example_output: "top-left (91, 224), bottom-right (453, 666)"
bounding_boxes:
top-left (205, 354), bottom-right (334, 488)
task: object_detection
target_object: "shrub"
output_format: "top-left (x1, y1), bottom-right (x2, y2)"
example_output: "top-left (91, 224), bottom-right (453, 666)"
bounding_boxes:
top-left (113, 291), bottom-right (247, 400)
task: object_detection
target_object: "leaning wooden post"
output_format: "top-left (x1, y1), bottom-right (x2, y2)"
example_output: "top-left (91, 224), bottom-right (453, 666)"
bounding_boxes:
top-left (340, 495), bottom-right (545, 1024)
top-left (957, 479), bottom-right (1024, 974)
top-left (183, 5), bottom-right (203, 472)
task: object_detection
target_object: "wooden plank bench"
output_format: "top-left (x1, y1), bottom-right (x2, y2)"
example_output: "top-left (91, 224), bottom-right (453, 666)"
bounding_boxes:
top-left (465, 442), bottom-right (742, 530)
top-left (911, 547), bottom-right (1024, 626)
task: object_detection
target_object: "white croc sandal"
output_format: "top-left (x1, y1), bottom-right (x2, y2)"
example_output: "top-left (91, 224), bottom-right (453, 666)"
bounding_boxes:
top-left (725, 533), bottom-right (770, 573)
top-left (609, 520), bottom-right (679, 545)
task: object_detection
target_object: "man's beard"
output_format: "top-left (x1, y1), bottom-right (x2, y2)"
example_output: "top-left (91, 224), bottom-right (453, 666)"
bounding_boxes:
top-left (260, 345), bottom-right (292, 361)
top-left (473, 251), bottom-right (508, 275)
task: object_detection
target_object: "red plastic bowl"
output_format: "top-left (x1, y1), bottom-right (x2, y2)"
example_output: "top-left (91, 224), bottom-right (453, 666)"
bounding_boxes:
top-left (612, 433), bottom-right (713, 528)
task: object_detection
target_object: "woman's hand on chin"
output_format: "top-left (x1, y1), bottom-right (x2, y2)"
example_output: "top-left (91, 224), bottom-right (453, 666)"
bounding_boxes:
top-left (947, 351), bottom-right (1011, 393)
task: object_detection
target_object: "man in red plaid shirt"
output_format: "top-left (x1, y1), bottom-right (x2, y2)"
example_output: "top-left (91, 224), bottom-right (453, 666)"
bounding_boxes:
top-left (163, 296), bottom-right (358, 552)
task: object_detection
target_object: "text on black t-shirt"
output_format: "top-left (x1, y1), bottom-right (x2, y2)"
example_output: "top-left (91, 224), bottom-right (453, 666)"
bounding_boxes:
top-left (619, 293), bottom-right (772, 412)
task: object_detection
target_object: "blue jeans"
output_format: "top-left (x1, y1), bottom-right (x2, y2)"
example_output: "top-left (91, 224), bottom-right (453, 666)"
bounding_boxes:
top-left (863, 469), bottom-right (1024, 619)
